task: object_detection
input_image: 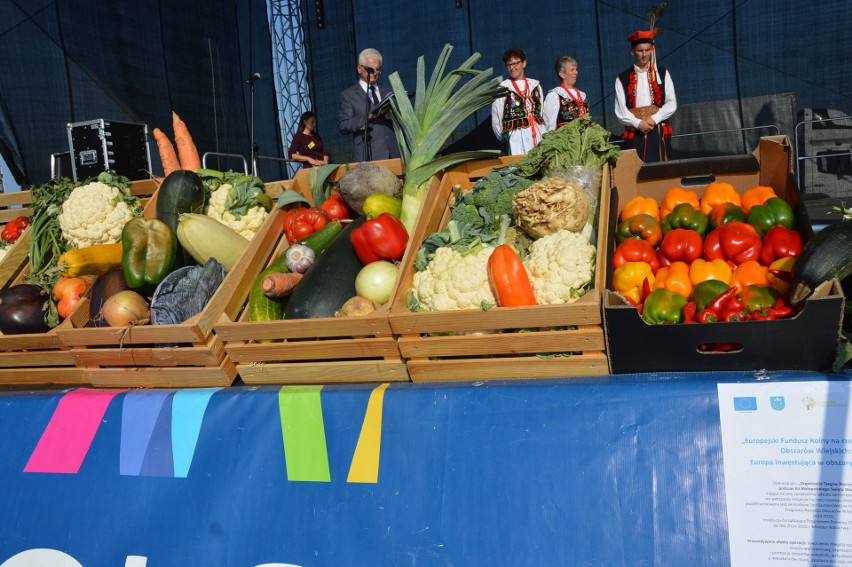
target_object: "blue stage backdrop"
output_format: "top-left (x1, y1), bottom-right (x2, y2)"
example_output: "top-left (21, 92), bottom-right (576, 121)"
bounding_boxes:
top-left (0, 372), bottom-right (842, 566)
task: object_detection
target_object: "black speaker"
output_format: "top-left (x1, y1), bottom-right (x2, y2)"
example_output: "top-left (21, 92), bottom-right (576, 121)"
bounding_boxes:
top-left (797, 108), bottom-right (852, 199)
top-left (50, 151), bottom-right (73, 179)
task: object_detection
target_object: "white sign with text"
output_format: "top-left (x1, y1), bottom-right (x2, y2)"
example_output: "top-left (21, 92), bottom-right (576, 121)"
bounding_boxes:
top-left (719, 381), bottom-right (852, 565)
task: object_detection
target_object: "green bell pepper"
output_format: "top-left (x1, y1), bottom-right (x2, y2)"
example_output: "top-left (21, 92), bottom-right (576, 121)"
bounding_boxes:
top-left (708, 202), bottom-right (747, 230)
top-left (746, 197), bottom-right (795, 236)
top-left (690, 279), bottom-right (731, 312)
top-left (739, 284), bottom-right (781, 312)
top-left (121, 217), bottom-right (177, 291)
top-left (661, 202), bottom-right (709, 236)
top-left (642, 288), bottom-right (689, 325)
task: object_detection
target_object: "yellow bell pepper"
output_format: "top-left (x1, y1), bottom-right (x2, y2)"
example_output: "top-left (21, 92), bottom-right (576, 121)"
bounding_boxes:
top-left (767, 256), bottom-right (795, 294)
top-left (699, 181), bottom-right (741, 215)
top-left (740, 185), bottom-right (777, 215)
top-left (689, 258), bottom-right (732, 286)
top-left (729, 260), bottom-right (770, 292)
top-left (660, 187), bottom-right (700, 219)
top-left (621, 196), bottom-right (660, 221)
top-left (653, 261), bottom-right (693, 299)
top-left (612, 261), bottom-right (655, 305)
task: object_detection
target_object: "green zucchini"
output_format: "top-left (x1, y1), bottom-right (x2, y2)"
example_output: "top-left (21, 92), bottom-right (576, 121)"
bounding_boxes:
top-left (155, 170), bottom-right (208, 267)
top-left (285, 216), bottom-right (367, 319)
top-left (790, 220), bottom-right (852, 306)
top-left (248, 219), bottom-right (345, 322)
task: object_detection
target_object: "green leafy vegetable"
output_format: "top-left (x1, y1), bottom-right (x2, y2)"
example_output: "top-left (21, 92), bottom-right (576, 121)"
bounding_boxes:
top-left (389, 43), bottom-right (506, 234)
top-left (514, 116), bottom-right (620, 179)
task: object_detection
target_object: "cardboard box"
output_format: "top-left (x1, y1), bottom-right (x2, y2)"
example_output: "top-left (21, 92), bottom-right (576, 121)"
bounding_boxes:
top-left (605, 136), bottom-right (844, 373)
top-left (388, 156), bottom-right (610, 382)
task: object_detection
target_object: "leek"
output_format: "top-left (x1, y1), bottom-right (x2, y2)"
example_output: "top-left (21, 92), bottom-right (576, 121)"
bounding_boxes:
top-left (388, 43), bottom-right (506, 234)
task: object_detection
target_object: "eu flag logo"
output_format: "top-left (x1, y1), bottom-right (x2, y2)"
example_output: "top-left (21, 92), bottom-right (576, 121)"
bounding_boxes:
top-left (733, 397), bottom-right (758, 411)
top-left (770, 396), bottom-right (785, 411)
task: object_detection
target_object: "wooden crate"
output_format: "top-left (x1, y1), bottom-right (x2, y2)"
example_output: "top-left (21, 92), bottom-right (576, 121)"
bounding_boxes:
top-left (388, 156), bottom-right (611, 382)
top-left (214, 159), bottom-right (412, 385)
top-left (0, 179), bottom-right (159, 386)
top-left (53, 179), bottom-right (270, 388)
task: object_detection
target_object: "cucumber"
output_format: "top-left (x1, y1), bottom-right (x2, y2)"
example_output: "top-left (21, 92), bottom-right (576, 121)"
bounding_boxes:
top-left (790, 220), bottom-right (852, 306)
top-left (248, 219), bottom-right (345, 321)
top-left (285, 217), bottom-right (367, 319)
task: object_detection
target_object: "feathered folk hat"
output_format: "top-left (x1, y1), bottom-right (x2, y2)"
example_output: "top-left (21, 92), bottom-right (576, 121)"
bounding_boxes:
top-left (628, 29), bottom-right (661, 85)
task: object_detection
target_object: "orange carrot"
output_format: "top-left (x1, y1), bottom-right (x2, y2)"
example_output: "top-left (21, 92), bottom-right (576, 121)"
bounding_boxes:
top-left (153, 128), bottom-right (180, 176)
top-left (172, 112), bottom-right (201, 171)
top-left (262, 272), bottom-right (304, 298)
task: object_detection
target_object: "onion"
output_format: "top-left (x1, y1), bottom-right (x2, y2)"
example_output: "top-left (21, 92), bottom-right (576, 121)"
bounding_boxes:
top-left (354, 261), bottom-right (398, 305)
top-left (101, 290), bottom-right (150, 327)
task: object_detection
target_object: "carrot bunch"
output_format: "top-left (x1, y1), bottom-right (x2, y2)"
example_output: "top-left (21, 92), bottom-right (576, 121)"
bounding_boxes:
top-left (153, 112), bottom-right (201, 177)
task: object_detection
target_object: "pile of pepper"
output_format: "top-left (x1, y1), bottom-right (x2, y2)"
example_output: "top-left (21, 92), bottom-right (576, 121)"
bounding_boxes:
top-left (1, 215), bottom-right (30, 244)
top-left (612, 182), bottom-right (802, 324)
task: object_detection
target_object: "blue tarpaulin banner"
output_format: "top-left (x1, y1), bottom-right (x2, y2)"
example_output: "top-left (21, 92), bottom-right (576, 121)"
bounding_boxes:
top-left (0, 372), bottom-right (843, 566)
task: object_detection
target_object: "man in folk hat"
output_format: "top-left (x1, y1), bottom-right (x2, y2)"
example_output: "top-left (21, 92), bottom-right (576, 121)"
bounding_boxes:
top-left (614, 29), bottom-right (677, 162)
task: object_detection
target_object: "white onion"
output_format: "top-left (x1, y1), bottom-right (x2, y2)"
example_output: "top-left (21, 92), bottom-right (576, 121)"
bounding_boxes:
top-left (101, 290), bottom-right (150, 327)
top-left (354, 261), bottom-right (398, 305)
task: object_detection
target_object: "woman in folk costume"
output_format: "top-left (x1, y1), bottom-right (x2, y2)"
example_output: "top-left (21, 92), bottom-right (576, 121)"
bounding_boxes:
top-left (543, 55), bottom-right (590, 132)
top-left (614, 29), bottom-right (677, 161)
top-left (491, 47), bottom-right (545, 155)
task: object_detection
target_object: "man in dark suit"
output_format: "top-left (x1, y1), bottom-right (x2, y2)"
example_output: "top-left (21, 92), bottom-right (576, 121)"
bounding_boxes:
top-left (338, 48), bottom-right (400, 162)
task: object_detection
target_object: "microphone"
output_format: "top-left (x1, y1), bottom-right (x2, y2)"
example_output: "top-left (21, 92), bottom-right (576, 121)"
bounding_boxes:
top-left (248, 72), bottom-right (261, 84)
top-left (363, 66), bottom-right (377, 75)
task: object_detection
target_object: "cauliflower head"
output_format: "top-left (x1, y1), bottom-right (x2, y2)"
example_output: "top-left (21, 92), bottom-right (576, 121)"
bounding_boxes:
top-left (58, 181), bottom-right (139, 249)
top-left (412, 246), bottom-right (496, 311)
top-left (206, 184), bottom-right (269, 240)
top-left (523, 229), bottom-right (596, 304)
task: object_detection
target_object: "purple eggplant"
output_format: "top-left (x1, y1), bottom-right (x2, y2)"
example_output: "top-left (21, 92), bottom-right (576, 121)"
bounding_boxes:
top-left (0, 284), bottom-right (51, 334)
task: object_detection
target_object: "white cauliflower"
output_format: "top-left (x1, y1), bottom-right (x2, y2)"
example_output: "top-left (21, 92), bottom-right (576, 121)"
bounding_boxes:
top-left (57, 180), bottom-right (139, 249)
top-left (0, 246), bottom-right (8, 263)
top-left (206, 184), bottom-right (269, 239)
top-left (523, 229), bottom-right (596, 305)
top-left (412, 246), bottom-right (496, 311)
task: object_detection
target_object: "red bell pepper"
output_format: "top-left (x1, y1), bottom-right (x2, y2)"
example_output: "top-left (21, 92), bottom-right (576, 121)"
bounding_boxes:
top-left (1, 215), bottom-right (29, 244)
top-left (350, 213), bottom-right (409, 264)
top-left (284, 207), bottom-right (330, 244)
top-left (320, 194), bottom-right (350, 221)
top-left (703, 221), bottom-right (762, 267)
top-left (759, 225), bottom-right (802, 265)
top-left (612, 239), bottom-right (660, 274)
top-left (657, 228), bottom-right (703, 267)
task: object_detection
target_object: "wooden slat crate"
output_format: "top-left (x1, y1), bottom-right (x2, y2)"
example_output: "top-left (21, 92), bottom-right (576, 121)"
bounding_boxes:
top-left (388, 156), bottom-right (611, 382)
top-left (54, 178), bottom-right (271, 388)
top-left (0, 179), bottom-right (159, 385)
top-left (214, 159), bottom-right (412, 385)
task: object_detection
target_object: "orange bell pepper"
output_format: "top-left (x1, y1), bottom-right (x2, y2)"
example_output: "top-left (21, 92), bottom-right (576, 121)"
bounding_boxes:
top-left (653, 261), bottom-right (693, 299)
top-left (700, 181), bottom-right (741, 215)
top-left (612, 261), bottom-right (655, 305)
top-left (729, 260), bottom-right (770, 292)
top-left (487, 245), bottom-right (537, 307)
top-left (621, 196), bottom-right (660, 221)
top-left (660, 187), bottom-right (700, 219)
top-left (741, 185), bottom-right (777, 214)
top-left (767, 256), bottom-right (795, 294)
top-left (689, 258), bottom-right (733, 286)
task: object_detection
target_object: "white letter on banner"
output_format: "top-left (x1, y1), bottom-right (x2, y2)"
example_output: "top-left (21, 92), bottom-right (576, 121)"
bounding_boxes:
top-left (125, 556), bottom-right (148, 567)
top-left (0, 549), bottom-right (83, 567)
